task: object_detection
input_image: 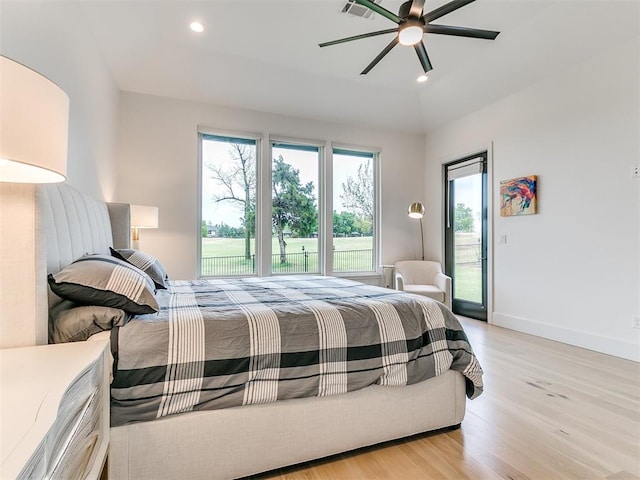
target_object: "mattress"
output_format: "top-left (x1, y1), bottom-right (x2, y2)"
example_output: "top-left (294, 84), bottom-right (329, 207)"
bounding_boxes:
top-left (110, 275), bottom-right (483, 427)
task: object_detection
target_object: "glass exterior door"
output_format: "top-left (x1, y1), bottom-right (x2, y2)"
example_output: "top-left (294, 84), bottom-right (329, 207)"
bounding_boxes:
top-left (444, 153), bottom-right (488, 320)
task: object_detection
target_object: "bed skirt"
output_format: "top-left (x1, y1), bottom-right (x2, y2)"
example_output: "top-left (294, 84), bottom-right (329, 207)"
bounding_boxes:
top-left (109, 369), bottom-right (465, 480)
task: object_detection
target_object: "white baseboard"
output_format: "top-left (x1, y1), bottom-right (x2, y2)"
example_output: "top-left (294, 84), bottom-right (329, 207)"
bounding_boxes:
top-left (492, 312), bottom-right (640, 362)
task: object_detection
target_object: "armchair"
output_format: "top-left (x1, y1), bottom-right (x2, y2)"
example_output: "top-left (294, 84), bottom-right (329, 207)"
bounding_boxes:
top-left (394, 260), bottom-right (452, 309)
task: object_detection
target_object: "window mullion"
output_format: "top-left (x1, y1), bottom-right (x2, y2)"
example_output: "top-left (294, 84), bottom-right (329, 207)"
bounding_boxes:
top-left (323, 147), bottom-right (333, 276)
top-left (257, 136), bottom-right (271, 277)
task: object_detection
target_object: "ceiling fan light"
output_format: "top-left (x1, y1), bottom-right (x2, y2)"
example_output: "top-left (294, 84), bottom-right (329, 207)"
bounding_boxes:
top-left (190, 21), bottom-right (204, 33)
top-left (399, 22), bottom-right (423, 46)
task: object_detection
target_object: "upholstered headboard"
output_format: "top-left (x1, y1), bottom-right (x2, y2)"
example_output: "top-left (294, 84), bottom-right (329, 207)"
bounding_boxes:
top-left (107, 203), bottom-right (131, 251)
top-left (37, 184), bottom-right (114, 277)
top-left (36, 183), bottom-right (131, 329)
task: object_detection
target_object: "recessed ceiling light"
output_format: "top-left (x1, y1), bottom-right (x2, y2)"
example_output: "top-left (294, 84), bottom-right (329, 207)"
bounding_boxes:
top-left (190, 21), bottom-right (204, 33)
top-left (417, 74), bottom-right (429, 83)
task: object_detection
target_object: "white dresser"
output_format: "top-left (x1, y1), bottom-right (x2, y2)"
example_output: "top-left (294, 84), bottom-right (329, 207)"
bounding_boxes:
top-left (0, 340), bottom-right (110, 479)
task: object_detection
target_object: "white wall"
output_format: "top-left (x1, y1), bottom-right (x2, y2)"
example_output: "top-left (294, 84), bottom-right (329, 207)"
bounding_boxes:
top-left (0, 0), bottom-right (119, 198)
top-left (424, 37), bottom-right (640, 361)
top-left (115, 92), bottom-right (426, 280)
top-left (0, 1), bottom-right (119, 346)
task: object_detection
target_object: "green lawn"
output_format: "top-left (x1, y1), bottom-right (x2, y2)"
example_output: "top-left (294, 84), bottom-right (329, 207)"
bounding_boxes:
top-left (454, 264), bottom-right (482, 303)
top-left (201, 236), bottom-right (374, 275)
top-left (201, 236), bottom-right (373, 257)
top-left (453, 232), bottom-right (482, 303)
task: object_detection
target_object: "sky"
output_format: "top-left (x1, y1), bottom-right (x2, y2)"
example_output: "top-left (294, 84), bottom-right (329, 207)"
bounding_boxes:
top-left (453, 174), bottom-right (482, 232)
top-left (202, 138), bottom-right (368, 228)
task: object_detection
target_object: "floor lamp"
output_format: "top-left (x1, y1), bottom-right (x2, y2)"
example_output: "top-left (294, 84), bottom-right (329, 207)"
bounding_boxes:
top-left (407, 202), bottom-right (425, 261)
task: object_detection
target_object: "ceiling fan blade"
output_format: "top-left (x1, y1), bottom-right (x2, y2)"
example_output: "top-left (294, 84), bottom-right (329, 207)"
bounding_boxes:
top-left (414, 42), bottom-right (433, 73)
top-left (352, 0), bottom-right (402, 24)
top-left (319, 28), bottom-right (398, 48)
top-left (424, 24), bottom-right (500, 40)
top-left (423, 0), bottom-right (475, 23)
top-left (361, 36), bottom-right (399, 75)
top-left (409, 0), bottom-right (426, 18)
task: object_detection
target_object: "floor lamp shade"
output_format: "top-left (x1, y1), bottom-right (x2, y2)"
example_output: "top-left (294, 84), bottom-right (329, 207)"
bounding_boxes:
top-left (408, 202), bottom-right (425, 219)
top-left (0, 56), bottom-right (69, 183)
top-left (408, 202), bottom-right (425, 260)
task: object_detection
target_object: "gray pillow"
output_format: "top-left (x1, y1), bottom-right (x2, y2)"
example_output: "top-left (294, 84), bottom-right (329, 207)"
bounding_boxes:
top-left (48, 255), bottom-right (159, 314)
top-left (110, 247), bottom-right (168, 290)
top-left (52, 305), bottom-right (130, 343)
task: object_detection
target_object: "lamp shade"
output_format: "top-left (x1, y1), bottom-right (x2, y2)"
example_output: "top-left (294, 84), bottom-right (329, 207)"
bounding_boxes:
top-left (130, 205), bottom-right (159, 228)
top-left (0, 56), bottom-right (69, 183)
top-left (407, 202), bottom-right (425, 219)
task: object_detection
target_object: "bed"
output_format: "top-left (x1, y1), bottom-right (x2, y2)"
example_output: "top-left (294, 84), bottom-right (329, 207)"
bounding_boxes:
top-left (37, 183), bottom-right (483, 480)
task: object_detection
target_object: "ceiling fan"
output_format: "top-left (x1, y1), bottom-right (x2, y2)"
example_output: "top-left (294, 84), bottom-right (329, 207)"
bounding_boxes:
top-left (319, 0), bottom-right (500, 75)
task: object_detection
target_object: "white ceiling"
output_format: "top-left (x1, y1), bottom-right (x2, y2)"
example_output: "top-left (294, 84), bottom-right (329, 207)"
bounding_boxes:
top-left (72, 0), bottom-right (639, 134)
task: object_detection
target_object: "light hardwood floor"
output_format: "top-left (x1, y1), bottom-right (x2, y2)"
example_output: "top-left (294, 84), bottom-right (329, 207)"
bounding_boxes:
top-left (256, 318), bottom-right (640, 479)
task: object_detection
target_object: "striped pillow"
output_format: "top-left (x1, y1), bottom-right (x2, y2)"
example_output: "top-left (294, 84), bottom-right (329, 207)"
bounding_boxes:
top-left (48, 255), bottom-right (159, 314)
top-left (110, 247), bottom-right (168, 290)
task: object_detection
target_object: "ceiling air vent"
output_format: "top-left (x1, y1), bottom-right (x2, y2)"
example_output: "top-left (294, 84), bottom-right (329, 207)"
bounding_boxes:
top-left (341, 0), bottom-right (382, 19)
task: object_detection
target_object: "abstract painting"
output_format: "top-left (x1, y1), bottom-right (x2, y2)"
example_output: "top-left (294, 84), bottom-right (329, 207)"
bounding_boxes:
top-left (500, 175), bottom-right (537, 216)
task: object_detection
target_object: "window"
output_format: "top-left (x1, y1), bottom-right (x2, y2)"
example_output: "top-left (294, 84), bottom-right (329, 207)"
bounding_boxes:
top-left (271, 142), bottom-right (321, 274)
top-left (332, 148), bottom-right (377, 273)
top-left (200, 133), bottom-right (258, 276)
top-left (199, 132), bottom-right (379, 278)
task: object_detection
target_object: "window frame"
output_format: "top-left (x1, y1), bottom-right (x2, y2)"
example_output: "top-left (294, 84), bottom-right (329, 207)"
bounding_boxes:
top-left (268, 136), bottom-right (326, 276)
top-left (197, 128), bottom-right (262, 278)
top-left (330, 143), bottom-right (381, 276)
top-left (197, 130), bottom-right (381, 279)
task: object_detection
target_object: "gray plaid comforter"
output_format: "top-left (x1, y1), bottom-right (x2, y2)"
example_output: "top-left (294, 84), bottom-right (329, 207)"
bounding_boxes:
top-left (110, 276), bottom-right (483, 427)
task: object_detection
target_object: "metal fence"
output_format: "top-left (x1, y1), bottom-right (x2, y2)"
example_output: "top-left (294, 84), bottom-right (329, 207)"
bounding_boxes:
top-left (455, 242), bottom-right (482, 266)
top-left (201, 254), bottom-right (255, 276)
top-left (271, 250), bottom-right (319, 274)
top-left (333, 249), bottom-right (373, 272)
top-left (201, 249), bottom-right (373, 276)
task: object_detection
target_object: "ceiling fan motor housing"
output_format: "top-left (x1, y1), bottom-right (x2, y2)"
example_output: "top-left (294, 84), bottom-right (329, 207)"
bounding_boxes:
top-left (399, 1), bottom-right (416, 18)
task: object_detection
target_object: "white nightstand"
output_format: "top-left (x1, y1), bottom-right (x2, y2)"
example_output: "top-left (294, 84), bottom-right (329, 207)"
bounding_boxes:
top-left (0, 340), bottom-right (110, 480)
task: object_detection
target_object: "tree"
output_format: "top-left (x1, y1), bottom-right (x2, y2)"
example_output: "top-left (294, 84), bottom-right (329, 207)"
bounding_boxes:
top-left (333, 211), bottom-right (358, 237)
top-left (340, 160), bottom-right (373, 225)
top-left (212, 222), bottom-right (244, 238)
top-left (454, 203), bottom-right (475, 232)
top-left (272, 155), bottom-right (317, 263)
top-left (205, 143), bottom-right (255, 259)
top-left (201, 220), bottom-right (208, 238)
top-left (356, 217), bottom-right (373, 236)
